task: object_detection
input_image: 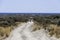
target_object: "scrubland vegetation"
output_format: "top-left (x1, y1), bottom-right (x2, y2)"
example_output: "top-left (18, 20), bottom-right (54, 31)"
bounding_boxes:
top-left (0, 13), bottom-right (60, 39)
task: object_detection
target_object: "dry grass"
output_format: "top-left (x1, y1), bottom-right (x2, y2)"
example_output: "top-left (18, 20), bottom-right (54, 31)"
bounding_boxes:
top-left (32, 22), bottom-right (60, 38)
top-left (0, 21), bottom-right (60, 39)
top-left (0, 27), bottom-right (13, 40)
top-left (48, 24), bottom-right (60, 38)
top-left (32, 22), bottom-right (42, 31)
top-left (0, 22), bottom-right (23, 40)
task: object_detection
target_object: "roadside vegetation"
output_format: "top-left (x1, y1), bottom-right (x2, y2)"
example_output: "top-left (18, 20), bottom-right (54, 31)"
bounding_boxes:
top-left (0, 13), bottom-right (60, 39)
top-left (33, 15), bottom-right (60, 38)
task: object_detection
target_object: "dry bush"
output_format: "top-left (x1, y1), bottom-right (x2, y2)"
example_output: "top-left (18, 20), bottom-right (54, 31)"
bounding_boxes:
top-left (0, 26), bottom-right (13, 40)
top-left (32, 22), bottom-right (41, 31)
top-left (47, 24), bottom-right (60, 38)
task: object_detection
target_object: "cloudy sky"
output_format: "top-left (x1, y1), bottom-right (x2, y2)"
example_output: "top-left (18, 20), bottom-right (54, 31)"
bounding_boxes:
top-left (0, 0), bottom-right (60, 13)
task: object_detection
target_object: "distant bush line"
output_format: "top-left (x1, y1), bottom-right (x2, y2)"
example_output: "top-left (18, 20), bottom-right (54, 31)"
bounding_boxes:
top-left (0, 14), bottom-right (60, 27)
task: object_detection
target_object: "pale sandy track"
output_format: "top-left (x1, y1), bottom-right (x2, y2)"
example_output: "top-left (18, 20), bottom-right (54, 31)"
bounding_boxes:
top-left (4, 21), bottom-right (60, 40)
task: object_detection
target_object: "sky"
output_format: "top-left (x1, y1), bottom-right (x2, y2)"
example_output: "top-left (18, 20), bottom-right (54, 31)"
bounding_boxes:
top-left (0, 0), bottom-right (60, 13)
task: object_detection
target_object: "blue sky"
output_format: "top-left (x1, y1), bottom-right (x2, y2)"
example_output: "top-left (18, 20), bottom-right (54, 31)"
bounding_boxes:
top-left (0, 0), bottom-right (60, 13)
